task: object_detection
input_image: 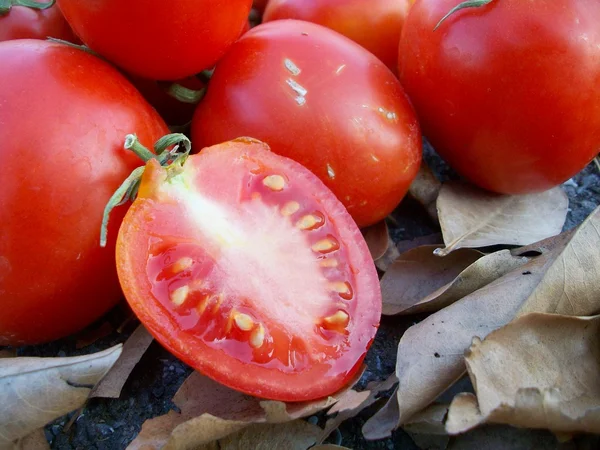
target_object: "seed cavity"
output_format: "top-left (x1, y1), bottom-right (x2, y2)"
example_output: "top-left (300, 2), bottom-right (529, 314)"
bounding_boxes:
top-left (329, 281), bottom-right (353, 300)
top-left (263, 175), bottom-right (286, 191)
top-left (170, 285), bottom-right (189, 306)
top-left (296, 213), bottom-right (324, 230)
top-left (234, 312), bottom-right (254, 331)
top-left (281, 201), bottom-right (300, 216)
top-left (172, 257), bottom-right (193, 273)
top-left (322, 310), bottom-right (350, 329)
top-left (320, 258), bottom-right (339, 268)
top-left (312, 237), bottom-right (339, 254)
top-left (250, 324), bottom-right (265, 348)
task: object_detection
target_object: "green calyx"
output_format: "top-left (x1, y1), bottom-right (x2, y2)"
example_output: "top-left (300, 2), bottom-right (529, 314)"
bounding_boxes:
top-left (164, 82), bottom-right (206, 104)
top-left (434, 0), bottom-right (494, 31)
top-left (99, 133), bottom-right (192, 247)
top-left (0, 0), bottom-right (56, 15)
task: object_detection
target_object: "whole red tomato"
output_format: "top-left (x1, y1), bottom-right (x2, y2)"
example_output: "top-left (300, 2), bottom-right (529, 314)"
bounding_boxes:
top-left (56, 0), bottom-right (253, 80)
top-left (0, 40), bottom-right (169, 346)
top-left (0, 0), bottom-right (78, 42)
top-left (192, 20), bottom-right (422, 228)
top-left (117, 138), bottom-right (381, 401)
top-left (399, 0), bottom-right (600, 194)
top-left (264, 0), bottom-right (413, 72)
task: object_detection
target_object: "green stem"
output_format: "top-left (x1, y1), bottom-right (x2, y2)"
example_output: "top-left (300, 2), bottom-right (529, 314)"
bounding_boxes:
top-left (198, 69), bottom-right (214, 84)
top-left (124, 134), bottom-right (157, 163)
top-left (0, 0), bottom-right (55, 15)
top-left (46, 37), bottom-right (103, 59)
top-left (434, 0), bottom-right (494, 31)
top-left (165, 83), bottom-right (206, 104)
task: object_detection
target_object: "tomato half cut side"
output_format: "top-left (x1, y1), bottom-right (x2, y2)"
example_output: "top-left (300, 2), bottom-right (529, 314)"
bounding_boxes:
top-left (116, 138), bottom-right (381, 401)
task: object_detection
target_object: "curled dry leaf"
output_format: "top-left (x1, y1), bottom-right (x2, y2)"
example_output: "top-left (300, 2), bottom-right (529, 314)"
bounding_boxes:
top-left (435, 182), bottom-right (568, 256)
top-left (381, 246), bottom-right (482, 315)
top-left (361, 220), bottom-right (390, 261)
top-left (4, 429), bottom-right (50, 450)
top-left (403, 405), bottom-right (450, 450)
top-left (446, 313), bottom-right (600, 435)
top-left (364, 205), bottom-right (600, 438)
top-left (408, 162), bottom-right (442, 222)
top-left (376, 234), bottom-right (443, 274)
top-left (91, 325), bottom-right (153, 399)
top-left (0, 345), bottom-right (122, 447)
top-left (128, 367), bottom-right (364, 450)
top-left (383, 248), bottom-right (530, 316)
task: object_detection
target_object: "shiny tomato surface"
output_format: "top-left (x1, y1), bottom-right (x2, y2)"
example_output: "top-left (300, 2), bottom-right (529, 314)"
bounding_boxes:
top-left (117, 138), bottom-right (381, 400)
top-left (0, 0), bottom-right (78, 42)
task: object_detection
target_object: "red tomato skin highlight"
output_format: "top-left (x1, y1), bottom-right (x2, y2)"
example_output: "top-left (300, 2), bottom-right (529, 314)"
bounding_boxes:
top-left (116, 139), bottom-right (382, 401)
top-left (264, 0), bottom-right (413, 72)
top-left (191, 20), bottom-right (422, 228)
top-left (0, 1), bottom-right (78, 42)
top-left (56, 0), bottom-right (253, 80)
top-left (0, 40), bottom-right (169, 346)
top-left (399, 0), bottom-right (600, 194)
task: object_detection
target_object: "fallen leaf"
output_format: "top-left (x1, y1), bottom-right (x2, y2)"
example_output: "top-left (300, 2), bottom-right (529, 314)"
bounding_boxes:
top-left (312, 446), bottom-right (352, 450)
top-left (447, 425), bottom-right (563, 450)
top-left (435, 182), bottom-right (568, 256)
top-left (381, 246), bottom-right (483, 315)
top-left (319, 374), bottom-right (397, 443)
top-left (408, 162), bottom-right (442, 222)
top-left (446, 313), bottom-right (600, 435)
top-left (91, 325), bottom-right (153, 399)
top-left (404, 404), bottom-right (449, 435)
top-left (4, 429), bottom-right (50, 450)
top-left (0, 345), bottom-right (122, 446)
top-left (361, 386), bottom-right (400, 441)
top-left (129, 368), bottom-right (363, 450)
top-left (376, 234), bottom-right (443, 273)
top-left (370, 205), bottom-right (600, 437)
top-left (383, 249), bottom-right (530, 315)
top-left (362, 220), bottom-right (390, 261)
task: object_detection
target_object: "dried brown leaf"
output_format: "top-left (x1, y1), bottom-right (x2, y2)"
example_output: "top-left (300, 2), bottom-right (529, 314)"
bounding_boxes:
top-left (435, 182), bottom-right (568, 256)
top-left (362, 220), bottom-right (390, 261)
top-left (2, 429), bottom-right (50, 450)
top-left (365, 205), bottom-right (600, 437)
top-left (447, 425), bottom-right (563, 450)
top-left (381, 246), bottom-right (482, 315)
top-left (446, 313), bottom-right (600, 435)
top-left (129, 368), bottom-right (363, 450)
top-left (312, 446), bottom-right (353, 450)
top-left (362, 386), bottom-right (400, 441)
top-left (408, 163), bottom-right (442, 222)
top-left (383, 249), bottom-right (530, 315)
top-left (0, 345), bottom-right (122, 446)
top-left (404, 404), bottom-right (449, 435)
top-left (375, 234), bottom-right (444, 273)
top-left (91, 325), bottom-right (153, 399)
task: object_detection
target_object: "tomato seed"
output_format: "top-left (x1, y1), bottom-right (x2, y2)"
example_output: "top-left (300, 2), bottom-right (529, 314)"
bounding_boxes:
top-left (262, 174), bottom-right (286, 191)
top-left (281, 201), bottom-right (300, 216)
top-left (312, 237), bottom-right (339, 253)
top-left (250, 324), bottom-right (265, 348)
top-left (296, 214), bottom-right (324, 230)
top-left (234, 312), bottom-right (254, 331)
top-left (322, 310), bottom-right (349, 328)
top-left (172, 257), bottom-right (193, 273)
top-left (170, 285), bottom-right (190, 306)
top-left (328, 281), bottom-right (353, 300)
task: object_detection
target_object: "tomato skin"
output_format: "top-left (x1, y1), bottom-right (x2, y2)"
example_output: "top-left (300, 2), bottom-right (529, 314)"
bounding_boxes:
top-left (191, 20), bottom-right (422, 228)
top-left (399, 0), bottom-right (600, 194)
top-left (117, 138), bottom-right (381, 401)
top-left (263, 0), bottom-right (413, 72)
top-left (0, 1), bottom-right (78, 42)
top-left (0, 40), bottom-right (169, 346)
top-left (56, 0), bottom-right (253, 80)
top-left (253, 0), bottom-right (269, 13)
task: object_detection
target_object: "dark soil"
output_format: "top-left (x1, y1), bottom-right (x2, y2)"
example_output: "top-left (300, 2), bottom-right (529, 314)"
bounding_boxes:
top-left (11, 146), bottom-right (600, 450)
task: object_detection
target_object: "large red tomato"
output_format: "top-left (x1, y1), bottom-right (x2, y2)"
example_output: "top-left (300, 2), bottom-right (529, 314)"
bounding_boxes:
top-left (192, 20), bottom-right (422, 228)
top-left (399, 0), bottom-right (600, 194)
top-left (0, 0), bottom-right (78, 42)
top-left (117, 138), bottom-right (381, 401)
top-left (0, 40), bottom-right (169, 346)
top-left (56, 0), bottom-right (253, 80)
top-left (263, 0), bottom-right (413, 72)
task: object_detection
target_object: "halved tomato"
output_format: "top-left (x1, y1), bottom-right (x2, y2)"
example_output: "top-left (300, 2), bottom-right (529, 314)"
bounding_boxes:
top-left (116, 138), bottom-right (381, 401)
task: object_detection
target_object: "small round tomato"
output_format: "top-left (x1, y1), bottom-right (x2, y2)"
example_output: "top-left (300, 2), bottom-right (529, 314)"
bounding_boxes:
top-left (116, 138), bottom-right (381, 401)
top-left (56, 0), bottom-right (253, 80)
top-left (0, 0), bottom-right (78, 42)
top-left (399, 0), bottom-right (600, 194)
top-left (191, 20), bottom-right (422, 228)
top-left (0, 40), bottom-right (169, 346)
top-left (263, 0), bottom-right (414, 72)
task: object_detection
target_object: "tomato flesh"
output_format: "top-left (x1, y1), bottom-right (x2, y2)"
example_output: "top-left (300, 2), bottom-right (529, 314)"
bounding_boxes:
top-left (117, 139), bottom-right (381, 400)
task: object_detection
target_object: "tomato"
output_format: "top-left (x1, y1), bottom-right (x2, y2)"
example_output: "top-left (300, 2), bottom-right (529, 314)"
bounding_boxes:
top-left (253, 0), bottom-right (269, 13)
top-left (263, 0), bottom-right (413, 72)
top-left (191, 20), bottom-right (422, 228)
top-left (0, 0), bottom-right (78, 42)
top-left (56, 0), bottom-right (253, 80)
top-left (116, 138), bottom-right (381, 401)
top-left (0, 40), bottom-right (169, 346)
top-left (399, 0), bottom-right (600, 194)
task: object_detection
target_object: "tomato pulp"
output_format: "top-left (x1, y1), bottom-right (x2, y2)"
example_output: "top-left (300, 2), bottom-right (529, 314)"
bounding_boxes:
top-left (0, 40), bottom-right (169, 346)
top-left (192, 20), bottom-right (422, 228)
top-left (116, 138), bottom-right (381, 401)
top-left (399, 0), bottom-right (600, 193)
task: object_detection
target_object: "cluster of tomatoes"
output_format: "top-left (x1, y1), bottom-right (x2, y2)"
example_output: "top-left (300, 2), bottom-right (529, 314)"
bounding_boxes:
top-left (1, 0), bottom-right (598, 402)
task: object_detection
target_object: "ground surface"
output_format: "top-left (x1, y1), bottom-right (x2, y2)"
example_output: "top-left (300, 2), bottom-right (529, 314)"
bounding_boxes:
top-left (14, 143), bottom-right (600, 450)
